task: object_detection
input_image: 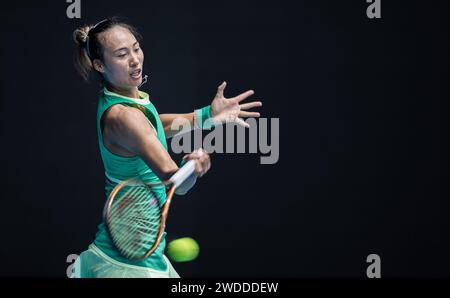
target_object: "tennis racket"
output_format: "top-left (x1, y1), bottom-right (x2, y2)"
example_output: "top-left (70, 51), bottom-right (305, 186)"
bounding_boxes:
top-left (105, 160), bottom-right (196, 260)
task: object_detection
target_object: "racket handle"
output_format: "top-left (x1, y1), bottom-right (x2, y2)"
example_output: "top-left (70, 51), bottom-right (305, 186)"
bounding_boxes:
top-left (170, 159), bottom-right (196, 188)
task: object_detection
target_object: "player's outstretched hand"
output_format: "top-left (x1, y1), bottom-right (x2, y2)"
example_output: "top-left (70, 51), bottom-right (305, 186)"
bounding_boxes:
top-left (210, 81), bottom-right (263, 128)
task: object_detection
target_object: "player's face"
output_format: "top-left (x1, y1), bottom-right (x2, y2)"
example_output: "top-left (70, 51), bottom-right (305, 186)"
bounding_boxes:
top-left (97, 26), bottom-right (144, 91)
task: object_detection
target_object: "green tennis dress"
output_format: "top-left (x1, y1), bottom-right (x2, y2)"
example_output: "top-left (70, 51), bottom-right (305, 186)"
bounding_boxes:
top-left (93, 87), bottom-right (169, 271)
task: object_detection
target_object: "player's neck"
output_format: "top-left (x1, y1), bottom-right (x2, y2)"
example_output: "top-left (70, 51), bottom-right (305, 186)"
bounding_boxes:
top-left (106, 84), bottom-right (139, 99)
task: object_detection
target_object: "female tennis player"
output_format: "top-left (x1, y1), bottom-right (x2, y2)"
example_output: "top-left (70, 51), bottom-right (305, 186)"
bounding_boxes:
top-left (70, 17), bottom-right (262, 278)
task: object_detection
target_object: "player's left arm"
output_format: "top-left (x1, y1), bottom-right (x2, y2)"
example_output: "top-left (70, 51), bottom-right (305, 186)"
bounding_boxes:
top-left (159, 112), bottom-right (195, 139)
top-left (159, 81), bottom-right (263, 138)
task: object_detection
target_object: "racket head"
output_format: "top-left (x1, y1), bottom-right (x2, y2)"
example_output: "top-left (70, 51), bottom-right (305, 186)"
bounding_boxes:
top-left (105, 179), bottom-right (173, 260)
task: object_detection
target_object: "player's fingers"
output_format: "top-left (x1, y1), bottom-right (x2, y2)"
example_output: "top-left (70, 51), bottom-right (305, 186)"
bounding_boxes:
top-left (231, 90), bottom-right (254, 104)
top-left (183, 150), bottom-right (199, 161)
top-left (204, 155), bottom-right (211, 173)
top-left (194, 160), bottom-right (204, 176)
top-left (200, 153), bottom-right (210, 168)
top-left (199, 149), bottom-right (211, 172)
top-left (216, 81), bottom-right (227, 98)
top-left (235, 117), bottom-right (250, 128)
top-left (198, 157), bottom-right (208, 175)
top-left (240, 101), bottom-right (262, 110)
top-left (198, 148), bottom-right (206, 156)
top-left (239, 111), bottom-right (261, 118)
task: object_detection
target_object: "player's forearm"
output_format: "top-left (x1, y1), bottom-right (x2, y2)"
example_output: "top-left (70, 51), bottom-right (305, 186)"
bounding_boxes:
top-left (143, 154), bottom-right (179, 181)
top-left (160, 112), bottom-right (195, 138)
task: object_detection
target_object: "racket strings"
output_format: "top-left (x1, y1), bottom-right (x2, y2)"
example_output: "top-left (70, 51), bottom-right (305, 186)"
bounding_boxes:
top-left (112, 196), bottom-right (161, 233)
top-left (110, 186), bottom-right (160, 236)
top-left (111, 186), bottom-right (160, 226)
top-left (107, 183), bottom-right (164, 259)
top-left (111, 201), bottom-right (160, 256)
top-left (111, 185), bottom-right (161, 223)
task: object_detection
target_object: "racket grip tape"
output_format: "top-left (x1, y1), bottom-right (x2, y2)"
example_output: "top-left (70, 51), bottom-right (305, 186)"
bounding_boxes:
top-left (170, 159), bottom-right (196, 188)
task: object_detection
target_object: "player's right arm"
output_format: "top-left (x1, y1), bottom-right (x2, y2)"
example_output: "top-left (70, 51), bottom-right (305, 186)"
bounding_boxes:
top-left (103, 105), bottom-right (210, 181)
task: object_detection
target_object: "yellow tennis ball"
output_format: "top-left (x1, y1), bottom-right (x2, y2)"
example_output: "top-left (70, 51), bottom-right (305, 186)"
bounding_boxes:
top-left (167, 237), bottom-right (200, 262)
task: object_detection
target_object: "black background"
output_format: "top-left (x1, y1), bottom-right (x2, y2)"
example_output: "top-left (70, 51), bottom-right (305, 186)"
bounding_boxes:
top-left (0, 0), bottom-right (448, 278)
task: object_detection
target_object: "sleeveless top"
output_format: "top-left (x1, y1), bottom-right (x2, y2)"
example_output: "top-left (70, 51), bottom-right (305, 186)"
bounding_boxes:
top-left (93, 87), bottom-right (169, 271)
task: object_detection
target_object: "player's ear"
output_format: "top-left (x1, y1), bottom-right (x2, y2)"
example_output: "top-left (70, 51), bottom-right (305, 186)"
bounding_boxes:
top-left (92, 59), bottom-right (105, 74)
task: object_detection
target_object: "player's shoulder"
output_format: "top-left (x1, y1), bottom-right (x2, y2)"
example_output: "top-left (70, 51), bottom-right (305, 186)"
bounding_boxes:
top-left (105, 104), bottom-right (145, 122)
top-left (103, 104), bottom-right (148, 130)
